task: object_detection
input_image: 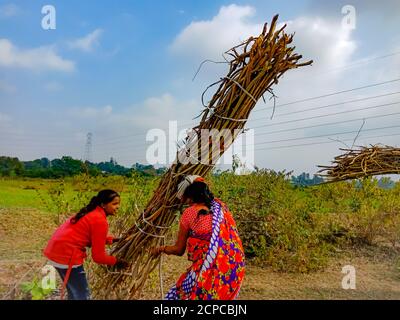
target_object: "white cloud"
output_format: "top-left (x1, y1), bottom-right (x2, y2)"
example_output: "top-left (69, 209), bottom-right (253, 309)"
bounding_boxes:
top-left (285, 16), bottom-right (356, 71)
top-left (170, 4), bottom-right (262, 59)
top-left (0, 4), bottom-right (20, 18)
top-left (130, 93), bottom-right (197, 128)
top-left (67, 94), bottom-right (198, 134)
top-left (0, 39), bottom-right (75, 72)
top-left (67, 29), bottom-right (103, 52)
top-left (99, 94), bottom-right (198, 136)
top-left (170, 5), bottom-right (356, 72)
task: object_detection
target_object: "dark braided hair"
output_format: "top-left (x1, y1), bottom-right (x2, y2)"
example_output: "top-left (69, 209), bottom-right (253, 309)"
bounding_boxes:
top-left (183, 181), bottom-right (214, 216)
top-left (71, 189), bottom-right (120, 224)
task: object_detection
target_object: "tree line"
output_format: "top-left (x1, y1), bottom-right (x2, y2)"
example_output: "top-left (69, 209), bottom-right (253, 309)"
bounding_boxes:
top-left (0, 156), bottom-right (166, 178)
top-left (1, 155), bottom-right (395, 187)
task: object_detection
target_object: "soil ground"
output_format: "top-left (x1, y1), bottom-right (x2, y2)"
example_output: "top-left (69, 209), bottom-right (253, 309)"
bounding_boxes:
top-left (1, 207), bottom-right (399, 300)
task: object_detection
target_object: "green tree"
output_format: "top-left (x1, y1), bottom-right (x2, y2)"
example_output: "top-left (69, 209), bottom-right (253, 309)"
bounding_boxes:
top-left (0, 156), bottom-right (24, 176)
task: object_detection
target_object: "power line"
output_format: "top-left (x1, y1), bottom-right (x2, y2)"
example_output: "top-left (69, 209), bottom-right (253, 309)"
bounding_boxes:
top-left (2, 80), bottom-right (400, 152)
top-left (250, 101), bottom-right (400, 130)
top-left (90, 101), bottom-right (400, 152)
top-left (252, 124), bottom-right (400, 146)
top-left (94, 131), bottom-right (400, 165)
top-left (4, 130), bottom-right (399, 163)
top-left (0, 134), bottom-right (85, 142)
top-left (253, 111), bottom-right (400, 137)
top-left (87, 120), bottom-right (400, 156)
top-left (300, 50), bottom-right (400, 76)
top-left (4, 88), bottom-right (397, 143)
top-left (92, 95), bottom-right (400, 146)
top-left (54, 78), bottom-right (400, 145)
top-left (94, 108), bottom-right (400, 152)
top-left (91, 78), bottom-right (400, 142)
top-left (252, 78), bottom-right (400, 114)
top-left (3, 101), bottom-right (399, 153)
top-left (256, 91), bottom-right (400, 119)
top-left (254, 132), bottom-right (400, 151)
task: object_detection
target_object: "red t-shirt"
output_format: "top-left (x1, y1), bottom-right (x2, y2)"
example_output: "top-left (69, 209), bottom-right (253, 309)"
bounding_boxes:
top-left (43, 206), bottom-right (117, 266)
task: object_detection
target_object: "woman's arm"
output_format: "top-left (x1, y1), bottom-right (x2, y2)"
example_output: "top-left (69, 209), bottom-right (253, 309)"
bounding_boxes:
top-left (153, 224), bottom-right (189, 257)
top-left (90, 220), bottom-right (117, 265)
top-left (106, 236), bottom-right (121, 244)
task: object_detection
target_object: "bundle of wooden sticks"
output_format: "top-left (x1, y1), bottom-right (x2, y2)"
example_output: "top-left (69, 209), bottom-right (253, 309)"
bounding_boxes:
top-left (317, 145), bottom-right (400, 182)
top-left (92, 14), bottom-right (313, 299)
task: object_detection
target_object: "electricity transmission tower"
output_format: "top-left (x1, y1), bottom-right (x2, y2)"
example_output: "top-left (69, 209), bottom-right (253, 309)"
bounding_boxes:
top-left (83, 132), bottom-right (93, 163)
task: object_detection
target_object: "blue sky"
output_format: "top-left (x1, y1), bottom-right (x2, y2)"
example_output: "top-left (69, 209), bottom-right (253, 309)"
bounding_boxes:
top-left (1, 0), bottom-right (400, 175)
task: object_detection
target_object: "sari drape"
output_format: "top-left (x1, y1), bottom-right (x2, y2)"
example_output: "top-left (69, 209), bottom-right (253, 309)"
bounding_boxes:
top-left (165, 199), bottom-right (245, 300)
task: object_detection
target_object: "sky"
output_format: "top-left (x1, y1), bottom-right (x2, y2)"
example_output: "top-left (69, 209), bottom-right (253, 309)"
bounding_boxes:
top-left (1, 0), bottom-right (400, 176)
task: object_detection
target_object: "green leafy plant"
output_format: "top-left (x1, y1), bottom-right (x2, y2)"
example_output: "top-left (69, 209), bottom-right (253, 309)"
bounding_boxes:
top-left (20, 277), bottom-right (54, 300)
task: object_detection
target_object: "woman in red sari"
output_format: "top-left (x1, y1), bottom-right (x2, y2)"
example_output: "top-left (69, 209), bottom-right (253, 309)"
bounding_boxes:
top-left (151, 175), bottom-right (245, 300)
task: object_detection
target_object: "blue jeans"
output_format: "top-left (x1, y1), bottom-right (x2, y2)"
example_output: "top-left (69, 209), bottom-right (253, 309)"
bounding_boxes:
top-left (55, 265), bottom-right (91, 300)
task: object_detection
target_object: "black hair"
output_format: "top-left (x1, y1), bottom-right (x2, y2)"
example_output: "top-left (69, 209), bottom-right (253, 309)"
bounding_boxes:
top-left (183, 181), bottom-right (214, 216)
top-left (70, 189), bottom-right (120, 224)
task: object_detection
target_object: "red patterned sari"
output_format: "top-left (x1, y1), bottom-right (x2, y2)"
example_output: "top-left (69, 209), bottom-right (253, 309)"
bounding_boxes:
top-left (165, 199), bottom-right (245, 300)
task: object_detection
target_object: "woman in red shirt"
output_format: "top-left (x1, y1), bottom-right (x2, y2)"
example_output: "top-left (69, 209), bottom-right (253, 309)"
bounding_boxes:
top-left (44, 189), bottom-right (127, 300)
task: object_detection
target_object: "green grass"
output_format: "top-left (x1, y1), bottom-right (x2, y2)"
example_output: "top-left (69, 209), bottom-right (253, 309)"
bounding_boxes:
top-left (0, 177), bottom-right (144, 212)
top-left (0, 178), bottom-right (86, 211)
top-left (0, 178), bottom-right (50, 209)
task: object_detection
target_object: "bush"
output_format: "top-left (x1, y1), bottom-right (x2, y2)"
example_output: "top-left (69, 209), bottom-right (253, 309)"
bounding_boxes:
top-left (36, 172), bottom-right (400, 274)
top-left (211, 170), bottom-right (335, 272)
top-left (211, 172), bottom-right (400, 273)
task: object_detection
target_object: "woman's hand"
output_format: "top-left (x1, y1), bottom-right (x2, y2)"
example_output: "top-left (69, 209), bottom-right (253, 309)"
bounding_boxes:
top-left (114, 258), bottom-right (129, 270)
top-left (112, 237), bottom-right (122, 244)
top-left (150, 246), bottom-right (165, 257)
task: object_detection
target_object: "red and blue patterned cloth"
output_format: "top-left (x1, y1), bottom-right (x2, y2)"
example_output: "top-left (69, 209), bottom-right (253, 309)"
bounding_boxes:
top-left (166, 199), bottom-right (245, 300)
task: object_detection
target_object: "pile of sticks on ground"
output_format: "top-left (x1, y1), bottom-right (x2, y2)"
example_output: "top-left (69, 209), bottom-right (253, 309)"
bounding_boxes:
top-left (317, 145), bottom-right (400, 182)
top-left (92, 14), bottom-right (312, 299)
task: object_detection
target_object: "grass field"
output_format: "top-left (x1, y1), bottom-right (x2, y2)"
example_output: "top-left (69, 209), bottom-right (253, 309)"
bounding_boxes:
top-left (0, 178), bottom-right (53, 209)
top-left (0, 176), bottom-right (399, 300)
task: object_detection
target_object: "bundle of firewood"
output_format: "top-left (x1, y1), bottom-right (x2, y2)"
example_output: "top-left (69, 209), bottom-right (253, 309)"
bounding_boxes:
top-left (92, 14), bottom-right (312, 299)
top-left (317, 145), bottom-right (400, 182)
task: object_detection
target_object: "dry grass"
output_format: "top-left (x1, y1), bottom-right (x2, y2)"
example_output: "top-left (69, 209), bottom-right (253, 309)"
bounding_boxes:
top-left (1, 207), bottom-right (399, 300)
top-left (0, 208), bottom-right (57, 261)
top-left (139, 245), bottom-right (400, 300)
